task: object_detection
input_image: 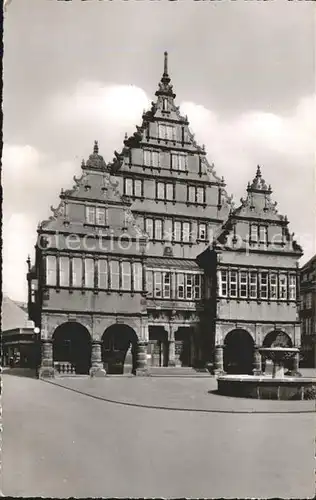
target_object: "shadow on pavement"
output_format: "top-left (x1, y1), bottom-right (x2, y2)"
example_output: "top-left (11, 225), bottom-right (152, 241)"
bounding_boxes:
top-left (2, 368), bottom-right (37, 378)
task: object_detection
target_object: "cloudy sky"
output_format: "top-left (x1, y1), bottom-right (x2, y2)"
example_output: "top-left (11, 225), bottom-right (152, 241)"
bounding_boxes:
top-left (3, 0), bottom-right (315, 301)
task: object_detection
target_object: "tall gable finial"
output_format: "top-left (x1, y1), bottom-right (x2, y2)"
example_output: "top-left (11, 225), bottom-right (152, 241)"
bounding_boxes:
top-left (163, 51), bottom-right (168, 77)
top-left (248, 164), bottom-right (271, 193)
top-left (156, 51), bottom-right (174, 98)
top-left (93, 140), bottom-right (99, 154)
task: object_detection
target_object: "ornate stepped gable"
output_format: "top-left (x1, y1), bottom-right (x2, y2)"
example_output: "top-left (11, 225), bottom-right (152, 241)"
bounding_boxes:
top-left (38, 141), bottom-right (147, 241)
top-left (106, 52), bottom-right (232, 210)
top-left (215, 165), bottom-right (303, 254)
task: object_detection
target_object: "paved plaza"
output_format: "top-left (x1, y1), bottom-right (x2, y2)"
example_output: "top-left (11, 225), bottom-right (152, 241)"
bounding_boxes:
top-left (1, 373), bottom-right (315, 498)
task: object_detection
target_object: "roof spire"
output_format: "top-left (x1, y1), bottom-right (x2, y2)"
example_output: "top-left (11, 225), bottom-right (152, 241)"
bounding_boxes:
top-left (248, 164), bottom-right (271, 193)
top-left (163, 51), bottom-right (168, 77)
top-left (93, 140), bottom-right (99, 154)
top-left (256, 165), bottom-right (262, 178)
top-left (155, 51), bottom-right (175, 99)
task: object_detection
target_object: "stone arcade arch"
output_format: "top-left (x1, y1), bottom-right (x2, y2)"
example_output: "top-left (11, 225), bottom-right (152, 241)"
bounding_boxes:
top-left (224, 329), bottom-right (255, 375)
top-left (52, 322), bottom-right (92, 374)
top-left (262, 330), bottom-right (293, 373)
top-left (262, 330), bottom-right (293, 348)
top-left (102, 324), bottom-right (138, 374)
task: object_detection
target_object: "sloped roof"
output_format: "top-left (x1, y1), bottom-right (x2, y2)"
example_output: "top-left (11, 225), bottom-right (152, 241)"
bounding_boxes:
top-left (1, 296), bottom-right (34, 332)
top-left (301, 253), bottom-right (316, 272)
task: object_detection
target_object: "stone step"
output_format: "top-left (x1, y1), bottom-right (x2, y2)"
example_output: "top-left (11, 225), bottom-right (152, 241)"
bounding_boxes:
top-left (148, 367), bottom-right (211, 377)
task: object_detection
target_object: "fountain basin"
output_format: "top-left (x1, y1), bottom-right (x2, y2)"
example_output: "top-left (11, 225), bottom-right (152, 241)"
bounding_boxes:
top-left (217, 374), bottom-right (316, 400)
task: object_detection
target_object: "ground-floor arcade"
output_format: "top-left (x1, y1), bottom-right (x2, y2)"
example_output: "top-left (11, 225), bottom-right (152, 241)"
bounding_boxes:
top-left (37, 311), bottom-right (207, 377)
top-left (214, 321), bottom-right (301, 376)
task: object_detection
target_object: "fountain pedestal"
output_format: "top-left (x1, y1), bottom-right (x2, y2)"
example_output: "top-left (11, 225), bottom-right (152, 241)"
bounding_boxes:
top-left (216, 347), bottom-right (315, 400)
top-left (259, 347), bottom-right (299, 381)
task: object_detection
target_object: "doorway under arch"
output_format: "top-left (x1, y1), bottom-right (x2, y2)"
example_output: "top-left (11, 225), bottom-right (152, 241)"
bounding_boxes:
top-left (52, 322), bottom-right (92, 374)
top-left (102, 324), bottom-right (138, 374)
top-left (224, 329), bottom-right (255, 375)
top-left (175, 327), bottom-right (194, 367)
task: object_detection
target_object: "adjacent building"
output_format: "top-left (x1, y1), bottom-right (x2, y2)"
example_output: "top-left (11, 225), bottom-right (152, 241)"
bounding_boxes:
top-left (2, 295), bottom-right (36, 368)
top-left (300, 254), bottom-right (316, 367)
top-left (27, 53), bottom-right (303, 377)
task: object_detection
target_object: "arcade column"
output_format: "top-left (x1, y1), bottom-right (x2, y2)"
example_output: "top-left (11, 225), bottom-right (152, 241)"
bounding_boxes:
top-left (168, 325), bottom-right (176, 367)
top-left (90, 340), bottom-right (106, 377)
top-left (214, 345), bottom-right (225, 375)
top-left (253, 346), bottom-right (262, 375)
top-left (135, 341), bottom-right (149, 376)
top-left (38, 339), bottom-right (55, 379)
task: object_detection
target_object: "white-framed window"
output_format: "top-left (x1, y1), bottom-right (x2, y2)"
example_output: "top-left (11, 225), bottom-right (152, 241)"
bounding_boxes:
top-left (124, 178), bottom-right (133, 196)
top-left (110, 261), bottom-right (120, 289)
top-left (259, 272), bottom-right (268, 299)
top-left (249, 272), bottom-right (257, 298)
top-left (98, 259), bottom-right (108, 289)
top-left (154, 219), bottom-right (163, 240)
top-left (96, 207), bottom-right (106, 226)
top-left (145, 218), bottom-right (154, 239)
top-left (306, 292), bottom-right (312, 309)
top-left (164, 219), bottom-right (172, 241)
top-left (198, 223), bottom-right (207, 241)
top-left (197, 187), bottom-right (205, 204)
top-left (177, 273), bottom-right (185, 299)
top-left (144, 150), bottom-right (159, 167)
top-left (218, 270), bottom-right (228, 297)
top-left (185, 274), bottom-right (193, 300)
top-left (144, 150), bottom-right (151, 166)
top-left (125, 178), bottom-right (143, 197)
top-left (166, 183), bottom-right (174, 201)
top-left (121, 262), bottom-right (131, 290)
top-left (250, 224), bottom-right (258, 242)
top-left (171, 153), bottom-right (186, 171)
top-left (59, 256), bottom-right (70, 287)
top-left (279, 274), bottom-right (287, 300)
top-left (158, 124), bottom-right (175, 141)
top-left (72, 257), bottom-right (83, 287)
top-left (84, 258), bottom-right (94, 288)
top-left (174, 221), bottom-right (181, 241)
top-left (46, 255), bottom-right (57, 286)
top-left (194, 274), bottom-right (202, 299)
top-left (163, 272), bottom-right (171, 299)
top-left (239, 271), bottom-right (248, 298)
top-left (86, 206), bottom-right (95, 225)
top-left (162, 97), bottom-right (168, 112)
top-left (157, 182), bottom-right (164, 200)
top-left (133, 262), bottom-right (143, 292)
top-left (259, 226), bottom-right (268, 244)
top-left (270, 273), bottom-right (278, 299)
top-left (183, 222), bottom-right (191, 242)
top-left (188, 186), bottom-right (196, 203)
top-left (134, 180), bottom-right (142, 197)
top-left (154, 272), bottom-right (162, 298)
top-left (146, 270), bottom-right (153, 297)
top-left (289, 275), bottom-right (296, 300)
top-left (229, 270), bottom-right (238, 298)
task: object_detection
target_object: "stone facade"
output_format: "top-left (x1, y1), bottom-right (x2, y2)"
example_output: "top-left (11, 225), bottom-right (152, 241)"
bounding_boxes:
top-left (27, 53), bottom-right (303, 377)
top-left (300, 254), bottom-right (316, 367)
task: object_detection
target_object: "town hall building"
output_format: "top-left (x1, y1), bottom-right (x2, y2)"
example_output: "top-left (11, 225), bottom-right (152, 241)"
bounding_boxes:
top-left (27, 53), bottom-right (303, 377)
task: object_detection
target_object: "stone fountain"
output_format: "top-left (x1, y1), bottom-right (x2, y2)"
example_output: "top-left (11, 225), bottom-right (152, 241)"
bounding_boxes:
top-left (217, 347), bottom-right (316, 400)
